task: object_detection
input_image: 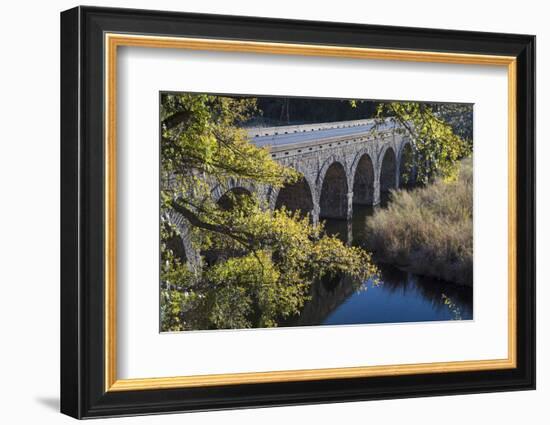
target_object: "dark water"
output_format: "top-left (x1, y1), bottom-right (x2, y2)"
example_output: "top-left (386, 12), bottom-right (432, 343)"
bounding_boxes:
top-left (286, 204), bottom-right (473, 327)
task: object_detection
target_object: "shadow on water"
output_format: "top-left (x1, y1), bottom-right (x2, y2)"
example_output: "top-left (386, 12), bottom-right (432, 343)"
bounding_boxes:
top-left (283, 200), bottom-right (473, 327)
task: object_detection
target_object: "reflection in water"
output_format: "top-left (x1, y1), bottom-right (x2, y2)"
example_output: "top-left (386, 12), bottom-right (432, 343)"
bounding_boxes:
top-left (284, 203), bottom-right (473, 327)
top-left (321, 266), bottom-right (472, 325)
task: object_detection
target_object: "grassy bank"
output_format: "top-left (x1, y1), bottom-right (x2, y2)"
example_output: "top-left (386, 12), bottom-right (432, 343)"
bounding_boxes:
top-left (365, 158), bottom-right (473, 286)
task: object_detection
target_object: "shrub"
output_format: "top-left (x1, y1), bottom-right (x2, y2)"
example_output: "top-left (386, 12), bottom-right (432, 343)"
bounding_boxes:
top-left (365, 158), bottom-right (473, 286)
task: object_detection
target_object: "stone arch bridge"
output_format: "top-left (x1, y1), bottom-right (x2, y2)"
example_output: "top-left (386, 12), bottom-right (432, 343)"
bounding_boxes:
top-left (168, 118), bottom-right (413, 263)
top-left (221, 118), bottom-right (413, 223)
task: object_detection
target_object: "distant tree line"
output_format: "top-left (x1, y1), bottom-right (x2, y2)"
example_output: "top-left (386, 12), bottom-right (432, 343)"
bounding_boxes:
top-left (243, 97), bottom-right (378, 126)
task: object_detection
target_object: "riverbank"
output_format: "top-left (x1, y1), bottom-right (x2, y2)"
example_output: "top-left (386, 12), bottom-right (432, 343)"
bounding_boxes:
top-left (365, 158), bottom-right (473, 286)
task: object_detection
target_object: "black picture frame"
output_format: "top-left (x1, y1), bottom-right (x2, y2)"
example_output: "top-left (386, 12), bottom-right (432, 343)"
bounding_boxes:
top-left (60, 5), bottom-right (535, 419)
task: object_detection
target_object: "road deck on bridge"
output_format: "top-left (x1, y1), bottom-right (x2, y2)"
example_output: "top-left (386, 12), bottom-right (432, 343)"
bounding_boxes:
top-left (249, 119), bottom-right (395, 148)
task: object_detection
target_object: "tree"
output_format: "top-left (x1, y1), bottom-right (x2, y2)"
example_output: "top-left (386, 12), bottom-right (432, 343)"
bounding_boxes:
top-left (433, 103), bottom-right (473, 152)
top-left (160, 93), bottom-right (377, 331)
top-left (374, 102), bottom-right (472, 184)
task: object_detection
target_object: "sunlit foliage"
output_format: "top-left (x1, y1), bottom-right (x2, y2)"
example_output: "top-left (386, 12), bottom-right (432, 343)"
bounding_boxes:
top-left (375, 102), bottom-right (472, 184)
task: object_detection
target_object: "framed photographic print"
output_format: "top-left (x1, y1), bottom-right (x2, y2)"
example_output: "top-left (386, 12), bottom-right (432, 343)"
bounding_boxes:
top-left (60, 6), bottom-right (535, 419)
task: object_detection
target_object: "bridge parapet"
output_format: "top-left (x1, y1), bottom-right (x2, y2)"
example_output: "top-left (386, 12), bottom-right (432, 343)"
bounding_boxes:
top-left (246, 118), bottom-right (375, 138)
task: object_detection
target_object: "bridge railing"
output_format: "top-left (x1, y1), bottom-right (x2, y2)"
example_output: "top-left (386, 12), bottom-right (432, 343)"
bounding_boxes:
top-left (246, 118), bottom-right (376, 138)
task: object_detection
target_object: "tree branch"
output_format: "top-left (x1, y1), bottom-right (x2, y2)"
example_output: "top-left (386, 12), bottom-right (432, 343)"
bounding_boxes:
top-left (170, 200), bottom-right (256, 251)
top-left (388, 104), bottom-right (418, 141)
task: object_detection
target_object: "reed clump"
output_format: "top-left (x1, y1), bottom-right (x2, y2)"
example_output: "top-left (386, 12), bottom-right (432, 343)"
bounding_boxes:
top-left (365, 158), bottom-right (473, 286)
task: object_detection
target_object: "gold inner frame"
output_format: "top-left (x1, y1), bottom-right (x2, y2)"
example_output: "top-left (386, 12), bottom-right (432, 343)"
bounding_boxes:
top-left (104, 33), bottom-right (517, 392)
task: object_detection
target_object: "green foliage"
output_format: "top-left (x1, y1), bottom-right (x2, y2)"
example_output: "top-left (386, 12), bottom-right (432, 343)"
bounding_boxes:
top-left (365, 158), bottom-right (473, 285)
top-left (434, 104), bottom-right (473, 143)
top-left (161, 94), bottom-right (296, 188)
top-left (375, 102), bottom-right (472, 184)
top-left (160, 93), bottom-right (377, 331)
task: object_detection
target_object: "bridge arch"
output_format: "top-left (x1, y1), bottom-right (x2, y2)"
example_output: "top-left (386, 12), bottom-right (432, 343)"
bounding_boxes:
top-left (352, 153), bottom-right (375, 205)
top-left (162, 210), bottom-right (201, 271)
top-left (211, 176), bottom-right (274, 210)
top-left (319, 161), bottom-right (349, 219)
top-left (217, 187), bottom-right (253, 210)
top-left (163, 224), bottom-right (188, 263)
top-left (274, 175), bottom-right (315, 219)
top-left (379, 146), bottom-right (397, 196)
top-left (317, 153), bottom-right (350, 188)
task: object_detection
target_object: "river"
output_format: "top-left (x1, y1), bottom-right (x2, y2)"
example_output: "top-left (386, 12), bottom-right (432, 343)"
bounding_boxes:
top-left (284, 204), bottom-right (473, 327)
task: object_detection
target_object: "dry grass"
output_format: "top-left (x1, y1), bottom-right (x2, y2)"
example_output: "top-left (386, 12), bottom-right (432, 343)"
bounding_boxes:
top-left (365, 158), bottom-right (473, 286)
